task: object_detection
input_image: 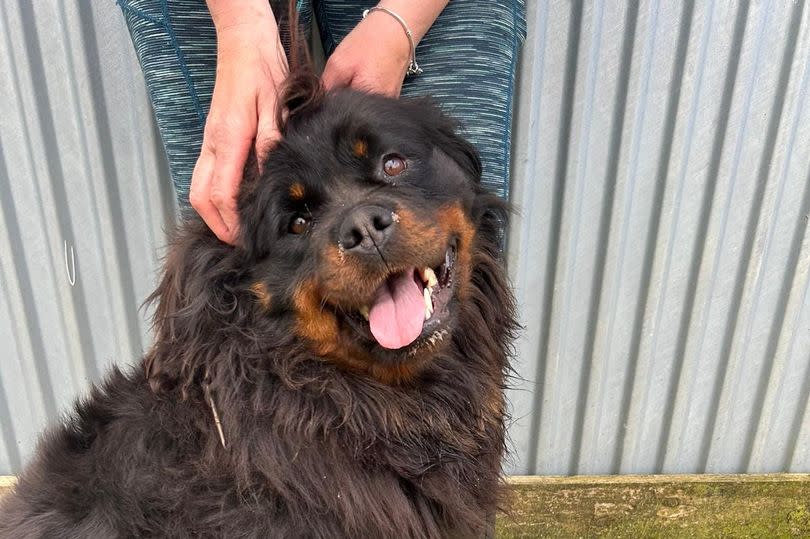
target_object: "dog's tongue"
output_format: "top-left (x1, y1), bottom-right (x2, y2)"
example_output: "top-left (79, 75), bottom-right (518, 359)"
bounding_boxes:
top-left (368, 270), bottom-right (425, 349)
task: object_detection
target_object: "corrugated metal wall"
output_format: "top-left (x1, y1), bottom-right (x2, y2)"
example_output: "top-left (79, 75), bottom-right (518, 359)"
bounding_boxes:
top-left (0, 1), bottom-right (175, 474)
top-left (506, 0), bottom-right (810, 475)
top-left (1, 1), bottom-right (809, 477)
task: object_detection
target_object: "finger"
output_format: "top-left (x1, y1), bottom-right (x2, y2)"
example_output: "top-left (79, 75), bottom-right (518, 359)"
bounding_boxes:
top-left (190, 147), bottom-right (230, 242)
top-left (209, 135), bottom-right (252, 244)
top-left (389, 79), bottom-right (403, 98)
top-left (321, 60), bottom-right (353, 91)
top-left (255, 114), bottom-right (282, 167)
top-left (348, 70), bottom-right (401, 98)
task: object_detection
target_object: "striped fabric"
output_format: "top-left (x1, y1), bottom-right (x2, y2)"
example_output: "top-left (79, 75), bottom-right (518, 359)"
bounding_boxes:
top-left (117, 0), bottom-right (526, 209)
top-left (316, 1), bottom-right (527, 199)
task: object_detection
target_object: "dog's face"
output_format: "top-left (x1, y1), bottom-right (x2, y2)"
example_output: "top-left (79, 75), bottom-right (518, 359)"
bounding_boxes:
top-left (237, 91), bottom-right (486, 383)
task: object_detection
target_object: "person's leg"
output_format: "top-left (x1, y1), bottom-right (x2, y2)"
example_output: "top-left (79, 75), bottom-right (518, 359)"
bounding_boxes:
top-left (119, 0), bottom-right (524, 205)
top-left (315, 0), bottom-right (527, 199)
top-left (117, 0), bottom-right (313, 214)
top-left (117, 0), bottom-right (215, 215)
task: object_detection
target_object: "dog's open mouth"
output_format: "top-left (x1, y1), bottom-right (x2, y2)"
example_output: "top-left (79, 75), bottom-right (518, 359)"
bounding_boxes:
top-left (345, 242), bottom-right (457, 350)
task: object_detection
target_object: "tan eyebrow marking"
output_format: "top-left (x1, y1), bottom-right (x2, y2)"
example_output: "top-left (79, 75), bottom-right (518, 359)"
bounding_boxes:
top-left (289, 182), bottom-right (305, 200)
top-left (352, 138), bottom-right (368, 158)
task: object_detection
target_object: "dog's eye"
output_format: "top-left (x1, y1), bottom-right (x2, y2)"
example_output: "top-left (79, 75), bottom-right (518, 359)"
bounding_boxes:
top-left (383, 154), bottom-right (407, 177)
top-left (288, 215), bottom-right (311, 235)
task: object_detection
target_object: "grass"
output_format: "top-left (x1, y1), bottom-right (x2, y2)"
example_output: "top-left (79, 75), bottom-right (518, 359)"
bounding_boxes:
top-left (498, 475), bottom-right (810, 538)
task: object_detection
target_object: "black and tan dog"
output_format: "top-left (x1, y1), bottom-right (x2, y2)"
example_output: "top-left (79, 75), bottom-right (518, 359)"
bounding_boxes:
top-left (0, 54), bottom-right (517, 538)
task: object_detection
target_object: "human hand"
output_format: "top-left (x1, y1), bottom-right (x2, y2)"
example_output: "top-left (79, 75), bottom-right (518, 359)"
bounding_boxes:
top-left (321, 9), bottom-right (413, 97)
top-left (191, 3), bottom-right (288, 244)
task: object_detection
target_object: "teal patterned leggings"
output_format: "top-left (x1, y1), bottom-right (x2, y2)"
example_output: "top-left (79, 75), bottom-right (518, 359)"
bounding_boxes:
top-left (118, 0), bottom-right (526, 209)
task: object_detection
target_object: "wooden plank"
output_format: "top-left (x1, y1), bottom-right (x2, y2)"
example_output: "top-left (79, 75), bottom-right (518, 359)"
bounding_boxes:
top-left (0, 475), bottom-right (15, 495)
top-left (509, 473), bottom-right (810, 484)
top-left (2, 474), bottom-right (808, 537)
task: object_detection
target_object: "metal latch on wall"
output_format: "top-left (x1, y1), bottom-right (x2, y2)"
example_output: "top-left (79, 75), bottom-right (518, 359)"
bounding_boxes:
top-left (63, 240), bottom-right (75, 287)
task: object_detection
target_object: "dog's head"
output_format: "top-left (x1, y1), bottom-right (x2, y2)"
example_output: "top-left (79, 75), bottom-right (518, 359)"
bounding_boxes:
top-left (237, 88), bottom-right (497, 381)
top-left (147, 80), bottom-right (512, 391)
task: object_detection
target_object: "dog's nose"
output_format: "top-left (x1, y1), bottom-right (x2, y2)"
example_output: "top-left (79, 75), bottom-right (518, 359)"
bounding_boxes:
top-left (339, 205), bottom-right (395, 252)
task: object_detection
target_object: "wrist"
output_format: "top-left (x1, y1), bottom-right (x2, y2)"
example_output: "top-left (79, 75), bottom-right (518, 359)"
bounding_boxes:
top-left (362, 11), bottom-right (412, 67)
top-left (207, 0), bottom-right (277, 34)
top-left (374, 0), bottom-right (448, 44)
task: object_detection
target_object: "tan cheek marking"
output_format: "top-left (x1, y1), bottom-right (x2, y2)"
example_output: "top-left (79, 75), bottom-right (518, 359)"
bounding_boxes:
top-left (293, 280), bottom-right (341, 355)
top-left (250, 282), bottom-right (273, 310)
top-left (289, 182), bottom-right (305, 200)
top-left (319, 244), bottom-right (372, 301)
top-left (433, 203), bottom-right (477, 300)
top-left (371, 203), bottom-right (477, 301)
top-left (395, 208), bottom-right (446, 254)
top-left (352, 139), bottom-right (368, 158)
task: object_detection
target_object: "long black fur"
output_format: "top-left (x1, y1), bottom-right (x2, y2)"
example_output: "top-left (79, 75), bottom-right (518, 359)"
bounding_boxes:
top-left (0, 32), bottom-right (518, 538)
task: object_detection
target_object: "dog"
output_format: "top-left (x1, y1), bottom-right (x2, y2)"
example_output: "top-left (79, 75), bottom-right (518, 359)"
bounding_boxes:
top-left (0, 58), bottom-right (517, 538)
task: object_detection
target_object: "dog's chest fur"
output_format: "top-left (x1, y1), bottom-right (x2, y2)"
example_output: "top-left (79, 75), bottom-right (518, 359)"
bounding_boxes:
top-left (1, 346), bottom-right (505, 539)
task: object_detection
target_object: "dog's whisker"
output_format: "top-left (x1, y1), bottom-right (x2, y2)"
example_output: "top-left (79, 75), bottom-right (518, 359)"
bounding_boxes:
top-left (368, 231), bottom-right (394, 275)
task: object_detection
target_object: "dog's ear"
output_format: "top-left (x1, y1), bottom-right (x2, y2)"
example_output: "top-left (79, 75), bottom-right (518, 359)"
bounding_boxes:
top-left (437, 124), bottom-right (483, 184)
top-left (277, 69), bottom-right (323, 130)
top-left (144, 222), bottom-right (248, 396)
top-left (274, 0), bottom-right (323, 132)
top-left (237, 166), bottom-right (280, 261)
top-left (418, 101), bottom-right (483, 184)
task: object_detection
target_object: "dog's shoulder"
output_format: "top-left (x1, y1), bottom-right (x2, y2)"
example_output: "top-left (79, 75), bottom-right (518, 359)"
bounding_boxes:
top-left (0, 365), bottom-right (200, 537)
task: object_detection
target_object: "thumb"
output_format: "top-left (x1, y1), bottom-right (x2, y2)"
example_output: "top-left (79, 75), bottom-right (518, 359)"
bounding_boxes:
top-left (209, 134), bottom-right (252, 244)
top-left (322, 59), bottom-right (354, 91)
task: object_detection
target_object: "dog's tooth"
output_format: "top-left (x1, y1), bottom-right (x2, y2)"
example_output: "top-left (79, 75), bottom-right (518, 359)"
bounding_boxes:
top-left (423, 267), bottom-right (438, 288)
top-left (359, 306), bottom-right (369, 321)
top-left (423, 288), bottom-right (433, 320)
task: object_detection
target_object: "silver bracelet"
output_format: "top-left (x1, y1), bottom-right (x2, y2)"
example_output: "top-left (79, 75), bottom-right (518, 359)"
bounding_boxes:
top-left (362, 6), bottom-right (423, 76)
